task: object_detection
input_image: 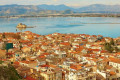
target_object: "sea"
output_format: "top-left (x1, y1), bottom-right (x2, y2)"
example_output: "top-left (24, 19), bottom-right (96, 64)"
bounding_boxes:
top-left (0, 17), bottom-right (120, 38)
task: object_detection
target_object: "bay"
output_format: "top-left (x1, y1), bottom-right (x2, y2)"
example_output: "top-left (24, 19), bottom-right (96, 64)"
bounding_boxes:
top-left (0, 17), bottom-right (120, 38)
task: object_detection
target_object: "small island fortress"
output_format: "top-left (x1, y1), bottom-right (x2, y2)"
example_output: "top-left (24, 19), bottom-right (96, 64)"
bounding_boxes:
top-left (16, 23), bottom-right (35, 28)
top-left (16, 23), bottom-right (27, 28)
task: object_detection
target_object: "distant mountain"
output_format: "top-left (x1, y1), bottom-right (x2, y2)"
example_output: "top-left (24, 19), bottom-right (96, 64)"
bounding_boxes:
top-left (0, 4), bottom-right (120, 16)
top-left (0, 4), bottom-right (74, 16)
top-left (77, 4), bottom-right (120, 13)
top-left (0, 4), bottom-right (43, 16)
top-left (37, 4), bottom-right (74, 11)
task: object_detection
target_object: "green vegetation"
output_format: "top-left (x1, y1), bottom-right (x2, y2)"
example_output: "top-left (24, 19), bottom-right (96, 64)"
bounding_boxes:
top-left (0, 60), bottom-right (4, 64)
top-left (104, 43), bottom-right (114, 53)
top-left (0, 64), bottom-right (22, 80)
top-left (104, 38), bottom-right (119, 53)
top-left (2, 33), bottom-right (6, 38)
top-left (110, 38), bottom-right (114, 45)
top-left (21, 57), bottom-right (26, 61)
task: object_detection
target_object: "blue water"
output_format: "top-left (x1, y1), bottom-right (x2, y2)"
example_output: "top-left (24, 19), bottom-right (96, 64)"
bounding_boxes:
top-left (0, 17), bottom-right (120, 38)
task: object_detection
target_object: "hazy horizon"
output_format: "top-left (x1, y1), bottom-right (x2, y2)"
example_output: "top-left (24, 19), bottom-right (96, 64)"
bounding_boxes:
top-left (1, 0), bottom-right (120, 7)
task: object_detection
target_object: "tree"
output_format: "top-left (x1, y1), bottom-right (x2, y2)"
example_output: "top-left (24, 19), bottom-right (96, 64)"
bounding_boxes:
top-left (115, 47), bottom-right (119, 52)
top-left (2, 33), bottom-right (5, 38)
top-left (19, 43), bottom-right (22, 50)
top-left (104, 43), bottom-right (114, 53)
top-left (110, 38), bottom-right (114, 45)
top-left (0, 65), bottom-right (22, 80)
top-left (21, 57), bottom-right (26, 61)
top-left (104, 38), bottom-right (120, 53)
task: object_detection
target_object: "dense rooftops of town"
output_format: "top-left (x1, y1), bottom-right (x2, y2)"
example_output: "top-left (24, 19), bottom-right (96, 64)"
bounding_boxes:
top-left (0, 31), bottom-right (120, 80)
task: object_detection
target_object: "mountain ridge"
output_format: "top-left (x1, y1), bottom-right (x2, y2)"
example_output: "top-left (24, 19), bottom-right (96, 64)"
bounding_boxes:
top-left (0, 4), bottom-right (120, 16)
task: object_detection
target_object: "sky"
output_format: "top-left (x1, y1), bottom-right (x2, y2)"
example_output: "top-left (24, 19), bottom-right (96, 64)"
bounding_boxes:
top-left (0, 0), bottom-right (120, 7)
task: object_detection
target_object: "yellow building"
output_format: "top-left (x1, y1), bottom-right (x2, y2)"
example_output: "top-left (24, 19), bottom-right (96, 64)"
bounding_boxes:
top-left (40, 69), bottom-right (55, 80)
top-left (40, 68), bottom-right (62, 80)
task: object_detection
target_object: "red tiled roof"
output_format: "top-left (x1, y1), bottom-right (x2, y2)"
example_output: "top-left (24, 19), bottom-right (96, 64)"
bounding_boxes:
top-left (25, 76), bottom-right (36, 80)
top-left (61, 42), bottom-right (70, 46)
top-left (43, 53), bottom-right (49, 55)
top-left (39, 55), bottom-right (46, 58)
top-left (20, 40), bottom-right (30, 43)
top-left (101, 50), bottom-right (107, 53)
top-left (27, 44), bottom-right (33, 47)
top-left (109, 71), bottom-right (116, 75)
top-left (109, 57), bottom-right (120, 64)
top-left (116, 53), bottom-right (120, 55)
top-left (14, 61), bottom-right (19, 65)
top-left (70, 64), bottom-right (82, 70)
top-left (41, 65), bottom-right (49, 67)
top-left (84, 54), bottom-right (90, 57)
top-left (92, 49), bottom-right (100, 51)
top-left (82, 39), bottom-right (87, 42)
top-left (21, 61), bottom-right (29, 64)
top-left (6, 53), bottom-right (14, 55)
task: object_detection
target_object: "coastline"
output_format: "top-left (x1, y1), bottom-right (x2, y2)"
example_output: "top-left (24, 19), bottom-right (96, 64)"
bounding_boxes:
top-left (1, 13), bottom-right (120, 18)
